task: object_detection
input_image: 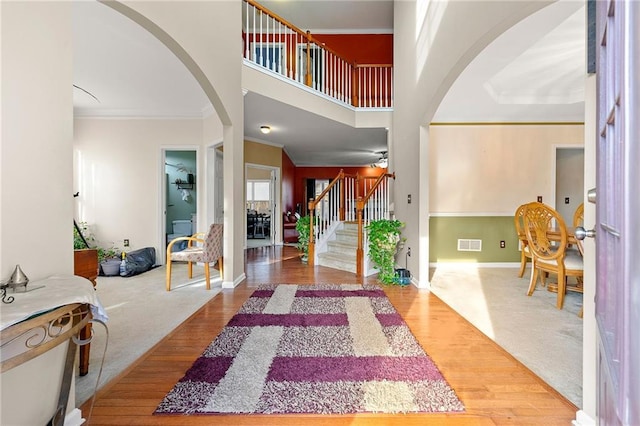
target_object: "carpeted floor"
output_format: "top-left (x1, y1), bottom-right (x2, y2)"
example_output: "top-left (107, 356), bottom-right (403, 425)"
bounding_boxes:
top-left (154, 284), bottom-right (464, 415)
top-left (429, 265), bottom-right (583, 407)
top-left (75, 263), bottom-right (222, 406)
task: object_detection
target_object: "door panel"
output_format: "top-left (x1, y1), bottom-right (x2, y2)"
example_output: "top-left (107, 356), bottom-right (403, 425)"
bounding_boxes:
top-left (595, 1), bottom-right (639, 424)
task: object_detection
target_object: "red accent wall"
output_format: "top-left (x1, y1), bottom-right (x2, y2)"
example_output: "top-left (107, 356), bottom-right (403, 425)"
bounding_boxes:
top-left (294, 167), bottom-right (386, 214)
top-left (313, 34), bottom-right (393, 64)
top-left (281, 150), bottom-right (296, 214)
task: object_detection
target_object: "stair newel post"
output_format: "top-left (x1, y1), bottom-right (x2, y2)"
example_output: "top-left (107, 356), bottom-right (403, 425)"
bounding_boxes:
top-left (355, 196), bottom-right (365, 277)
top-left (305, 31), bottom-right (312, 87)
top-left (351, 64), bottom-right (359, 107)
top-left (308, 199), bottom-right (315, 266)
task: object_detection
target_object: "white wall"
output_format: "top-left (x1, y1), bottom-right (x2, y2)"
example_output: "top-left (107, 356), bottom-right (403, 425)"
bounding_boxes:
top-left (110, 0), bottom-right (245, 286)
top-left (74, 118), bottom-right (203, 256)
top-left (1, 1), bottom-right (74, 279)
top-left (1, 2), bottom-right (77, 424)
top-left (429, 124), bottom-right (584, 214)
top-left (392, 0), bottom-right (549, 287)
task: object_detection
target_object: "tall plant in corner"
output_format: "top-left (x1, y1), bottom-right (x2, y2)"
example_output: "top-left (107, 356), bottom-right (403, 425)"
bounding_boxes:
top-left (366, 219), bottom-right (405, 284)
top-left (295, 215), bottom-right (311, 262)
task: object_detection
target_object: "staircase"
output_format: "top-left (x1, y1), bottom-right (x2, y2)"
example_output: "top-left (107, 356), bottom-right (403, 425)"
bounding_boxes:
top-left (307, 170), bottom-right (394, 276)
top-left (317, 223), bottom-right (359, 273)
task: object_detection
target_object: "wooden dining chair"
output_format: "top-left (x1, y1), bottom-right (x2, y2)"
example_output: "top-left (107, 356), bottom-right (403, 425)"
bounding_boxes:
top-left (523, 203), bottom-right (583, 309)
top-left (572, 202), bottom-right (585, 255)
top-left (572, 203), bottom-right (585, 318)
top-left (166, 223), bottom-right (223, 291)
top-left (514, 203), bottom-right (535, 277)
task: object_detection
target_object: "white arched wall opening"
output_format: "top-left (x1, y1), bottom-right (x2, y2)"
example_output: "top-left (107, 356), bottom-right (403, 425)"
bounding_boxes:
top-left (391, 1), bottom-right (550, 289)
top-left (102, 1), bottom-right (245, 287)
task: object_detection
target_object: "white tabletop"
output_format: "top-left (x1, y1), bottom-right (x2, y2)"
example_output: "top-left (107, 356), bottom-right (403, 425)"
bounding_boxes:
top-left (1, 275), bottom-right (107, 331)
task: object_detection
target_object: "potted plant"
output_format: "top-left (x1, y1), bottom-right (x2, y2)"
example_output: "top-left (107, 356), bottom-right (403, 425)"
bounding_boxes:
top-left (73, 221), bottom-right (121, 275)
top-left (295, 215), bottom-right (311, 262)
top-left (366, 219), bottom-right (405, 285)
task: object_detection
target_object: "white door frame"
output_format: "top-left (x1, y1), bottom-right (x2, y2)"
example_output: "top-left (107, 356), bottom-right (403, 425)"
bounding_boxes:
top-left (552, 145), bottom-right (585, 223)
top-left (159, 146), bottom-right (200, 266)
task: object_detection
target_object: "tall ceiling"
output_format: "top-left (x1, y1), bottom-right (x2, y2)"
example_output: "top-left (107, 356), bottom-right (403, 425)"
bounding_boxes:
top-left (73, 0), bottom-right (585, 166)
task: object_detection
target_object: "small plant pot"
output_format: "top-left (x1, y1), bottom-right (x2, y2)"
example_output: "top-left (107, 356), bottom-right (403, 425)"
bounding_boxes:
top-left (101, 259), bottom-right (121, 276)
top-left (394, 268), bottom-right (411, 285)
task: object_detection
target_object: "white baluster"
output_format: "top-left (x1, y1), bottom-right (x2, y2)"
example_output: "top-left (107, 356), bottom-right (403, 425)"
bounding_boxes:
top-left (245, 1), bottom-right (249, 59)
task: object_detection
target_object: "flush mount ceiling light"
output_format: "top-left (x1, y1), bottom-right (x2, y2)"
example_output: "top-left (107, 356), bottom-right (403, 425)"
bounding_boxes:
top-left (260, 125), bottom-right (271, 134)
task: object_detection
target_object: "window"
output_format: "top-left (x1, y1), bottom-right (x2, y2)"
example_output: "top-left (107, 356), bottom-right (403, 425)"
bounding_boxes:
top-left (247, 180), bottom-right (270, 201)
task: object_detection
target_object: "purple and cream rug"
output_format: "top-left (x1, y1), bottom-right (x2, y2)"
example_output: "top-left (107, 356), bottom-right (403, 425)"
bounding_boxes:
top-left (154, 283), bottom-right (464, 415)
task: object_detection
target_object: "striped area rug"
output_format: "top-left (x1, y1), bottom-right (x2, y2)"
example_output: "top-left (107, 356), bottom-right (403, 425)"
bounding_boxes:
top-left (154, 284), bottom-right (464, 415)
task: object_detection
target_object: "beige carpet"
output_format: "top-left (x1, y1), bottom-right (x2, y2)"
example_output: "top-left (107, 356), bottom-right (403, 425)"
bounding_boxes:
top-left (75, 263), bottom-right (222, 405)
top-left (429, 265), bottom-right (582, 408)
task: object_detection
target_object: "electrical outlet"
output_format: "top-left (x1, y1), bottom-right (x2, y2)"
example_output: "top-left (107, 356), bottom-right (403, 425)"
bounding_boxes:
top-left (500, 240), bottom-right (505, 248)
top-left (407, 194), bottom-right (412, 204)
top-left (124, 239), bottom-right (130, 247)
top-left (407, 247), bottom-right (411, 257)
top-left (565, 197), bottom-right (570, 204)
top-left (537, 196), bottom-right (543, 202)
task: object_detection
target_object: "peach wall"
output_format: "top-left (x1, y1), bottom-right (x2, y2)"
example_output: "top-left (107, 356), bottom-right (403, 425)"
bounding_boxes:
top-left (429, 124), bottom-right (584, 214)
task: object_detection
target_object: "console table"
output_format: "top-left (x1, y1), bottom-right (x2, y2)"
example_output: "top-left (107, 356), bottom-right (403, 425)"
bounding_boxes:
top-left (0, 275), bottom-right (105, 425)
top-left (74, 248), bottom-right (98, 375)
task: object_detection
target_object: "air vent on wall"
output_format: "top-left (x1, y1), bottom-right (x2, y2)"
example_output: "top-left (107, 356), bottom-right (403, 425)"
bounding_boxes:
top-left (457, 239), bottom-right (482, 252)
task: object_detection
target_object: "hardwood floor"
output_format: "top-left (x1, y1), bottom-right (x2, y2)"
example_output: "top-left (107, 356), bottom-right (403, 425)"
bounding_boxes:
top-left (80, 246), bottom-right (578, 425)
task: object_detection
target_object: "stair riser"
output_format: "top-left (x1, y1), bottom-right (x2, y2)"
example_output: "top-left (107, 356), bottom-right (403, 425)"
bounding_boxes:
top-left (326, 243), bottom-right (356, 256)
top-left (335, 233), bottom-right (358, 244)
top-left (317, 256), bottom-right (357, 274)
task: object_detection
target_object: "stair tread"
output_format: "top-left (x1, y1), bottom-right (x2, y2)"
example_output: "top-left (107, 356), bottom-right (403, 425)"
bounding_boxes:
top-left (327, 240), bottom-right (358, 248)
top-left (318, 252), bottom-right (357, 261)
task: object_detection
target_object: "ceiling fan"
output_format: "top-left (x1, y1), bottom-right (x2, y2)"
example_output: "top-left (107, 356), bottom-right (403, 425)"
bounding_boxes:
top-left (371, 151), bottom-right (388, 168)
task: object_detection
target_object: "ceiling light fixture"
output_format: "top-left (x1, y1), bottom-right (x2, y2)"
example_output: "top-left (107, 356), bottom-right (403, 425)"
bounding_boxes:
top-left (260, 125), bottom-right (271, 134)
top-left (371, 151), bottom-right (388, 168)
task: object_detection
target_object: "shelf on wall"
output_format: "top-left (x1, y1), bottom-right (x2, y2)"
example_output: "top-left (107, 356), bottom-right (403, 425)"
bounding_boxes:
top-left (173, 182), bottom-right (194, 190)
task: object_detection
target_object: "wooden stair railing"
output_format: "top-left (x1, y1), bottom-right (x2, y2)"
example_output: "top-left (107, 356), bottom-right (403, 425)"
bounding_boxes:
top-left (355, 172), bottom-right (395, 276)
top-left (307, 170), bottom-right (395, 276)
top-left (243, 0), bottom-right (393, 108)
top-left (307, 170), bottom-right (358, 265)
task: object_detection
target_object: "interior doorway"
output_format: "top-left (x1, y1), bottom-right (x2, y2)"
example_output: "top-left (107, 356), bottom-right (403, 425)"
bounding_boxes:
top-left (554, 146), bottom-right (585, 225)
top-left (162, 149), bottom-right (197, 263)
top-left (245, 163), bottom-right (280, 248)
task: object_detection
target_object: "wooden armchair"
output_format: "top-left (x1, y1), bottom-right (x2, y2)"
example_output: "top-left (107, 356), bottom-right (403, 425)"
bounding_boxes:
top-left (166, 223), bottom-right (223, 291)
top-left (523, 203), bottom-right (583, 309)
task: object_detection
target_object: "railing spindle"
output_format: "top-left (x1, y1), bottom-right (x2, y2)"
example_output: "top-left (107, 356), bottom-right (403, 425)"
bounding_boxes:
top-left (243, 0), bottom-right (392, 108)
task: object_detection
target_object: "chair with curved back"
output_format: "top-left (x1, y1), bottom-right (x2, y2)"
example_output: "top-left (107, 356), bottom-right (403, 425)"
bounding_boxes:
top-left (523, 203), bottom-right (583, 309)
top-left (572, 202), bottom-right (585, 318)
top-left (166, 223), bottom-right (223, 291)
top-left (514, 203), bottom-right (535, 277)
top-left (572, 202), bottom-right (585, 255)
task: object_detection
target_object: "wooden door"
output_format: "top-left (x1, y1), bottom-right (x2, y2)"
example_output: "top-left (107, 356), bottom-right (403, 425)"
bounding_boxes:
top-left (595, 1), bottom-right (639, 424)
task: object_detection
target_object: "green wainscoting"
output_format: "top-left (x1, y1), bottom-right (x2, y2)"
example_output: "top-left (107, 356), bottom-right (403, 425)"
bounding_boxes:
top-left (429, 216), bottom-right (520, 263)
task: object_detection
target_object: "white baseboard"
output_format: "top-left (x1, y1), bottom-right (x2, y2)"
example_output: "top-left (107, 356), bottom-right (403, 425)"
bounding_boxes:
top-left (64, 408), bottom-right (85, 426)
top-left (572, 410), bottom-right (596, 426)
top-left (223, 272), bottom-right (246, 289)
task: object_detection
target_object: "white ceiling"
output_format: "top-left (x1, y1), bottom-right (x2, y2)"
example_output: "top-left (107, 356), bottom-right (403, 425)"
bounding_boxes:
top-left (73, 0), bottom-right (585, 166)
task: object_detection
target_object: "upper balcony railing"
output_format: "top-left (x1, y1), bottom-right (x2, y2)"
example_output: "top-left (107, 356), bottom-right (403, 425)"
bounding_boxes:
top-left (242, 0), bottom-right (393, 108)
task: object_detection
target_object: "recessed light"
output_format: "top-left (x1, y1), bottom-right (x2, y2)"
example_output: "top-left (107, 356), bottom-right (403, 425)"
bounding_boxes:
top-left (260, 125), bottom-right (271, 134)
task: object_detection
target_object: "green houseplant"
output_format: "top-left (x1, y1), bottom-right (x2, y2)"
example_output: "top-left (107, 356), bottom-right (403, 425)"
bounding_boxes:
top-left (295, 215), bottom-right (311, 262)
top-left (366, 219), bottom-right (405, 284)
top-left (74, 221), bottom-right (120, 266)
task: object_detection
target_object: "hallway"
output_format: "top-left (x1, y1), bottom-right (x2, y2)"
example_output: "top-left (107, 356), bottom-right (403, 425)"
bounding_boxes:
top-left (81, 246), bottom-right (577, 425)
